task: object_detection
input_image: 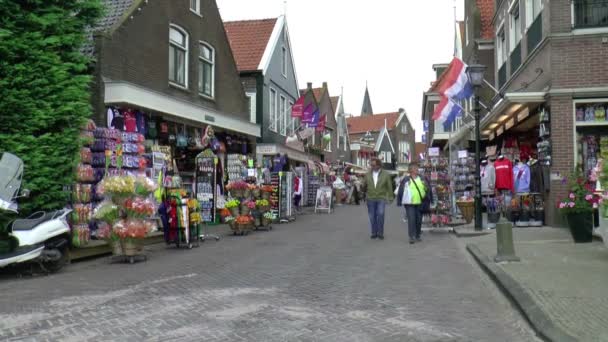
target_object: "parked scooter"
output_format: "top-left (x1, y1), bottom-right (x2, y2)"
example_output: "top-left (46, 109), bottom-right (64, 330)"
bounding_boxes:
top-left (0, 152), bottom-right (72, 273)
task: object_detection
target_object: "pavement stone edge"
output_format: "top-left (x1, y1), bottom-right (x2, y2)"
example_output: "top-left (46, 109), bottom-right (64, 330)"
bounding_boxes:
top-left (466, 243), bottom-right (578, 342)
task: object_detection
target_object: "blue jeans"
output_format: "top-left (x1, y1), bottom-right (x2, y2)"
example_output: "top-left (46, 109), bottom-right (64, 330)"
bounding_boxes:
top-left (367, 200), bottom-right (386, 236)
top-left (405, 205), bottom-right (422, 239)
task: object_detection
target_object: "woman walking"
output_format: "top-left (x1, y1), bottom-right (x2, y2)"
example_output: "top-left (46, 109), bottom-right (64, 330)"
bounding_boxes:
top-left (396, 163), bottom-right (426, 244)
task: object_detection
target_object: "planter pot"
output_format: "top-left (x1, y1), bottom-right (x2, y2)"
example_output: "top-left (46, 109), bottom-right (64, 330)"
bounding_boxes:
top-left (252, 189), bottom-right (261, 199)
top-left (257, 205), bottom-right (270, 212)
top-left (254, 217), bottom-right (261, 227)
top-left (240, 206), bottom-right (251, 216)
top-left (111, 240), bottom-right (123, 255)
top-left (262, 191), bottom-right (271, 200)
top-left (228, 221), bottom-right (237, 230)
top-left (262, 217), bottom-right (273, 226)
top-left (566, 212), bottom-right (593, 243)
top-left (487, 212), bottom-right (500, 224)
top-left (232, 189), bottom-right (244, 198)
top-left (122, 240), bottom-right (143, 256)
top-left (244, 189), bottom-right (252, 198)
top-left (229, 207), bottom-right (240, 217)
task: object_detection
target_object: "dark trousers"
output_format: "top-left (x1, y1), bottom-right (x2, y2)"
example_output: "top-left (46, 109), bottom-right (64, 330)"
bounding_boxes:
top-left (294, 194), bottom-right (301, 208)
top-left (405, 205), bottom-right (422, 239)
top-left (367, 200), bottom-right (386, 236)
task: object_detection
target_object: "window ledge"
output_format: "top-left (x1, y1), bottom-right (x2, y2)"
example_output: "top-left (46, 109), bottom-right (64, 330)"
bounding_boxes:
top-left (199, 93), bottom-right (215, 101)
top-left (169, 82), bottom-right (189, 92)
top-left (572, 27), bottom-right (608, 36)
top-left (190, 9), bottom-right (203, 18)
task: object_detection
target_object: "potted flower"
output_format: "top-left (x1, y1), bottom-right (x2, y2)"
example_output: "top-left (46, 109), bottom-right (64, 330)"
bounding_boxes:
top-left (225, 199), bottom-right (240, 217)
top-left (557, 172), bottom-right (602, 243)
top-left (262, 212), bottom-right (276, 226)
top-left (241, 199), bottom-right (256, 215)
top-left (251, 184), bottom-right (261, 199)
top-left (235, 215), bottom-right (253, 235)
top-left (260, 185), bottom-right (274, 200)
top-left (226, 181), bottom-right (249, 198)
top-left (225, 216), bottom-right (236, 231)
top-left (256, 199), bottom-right (270, 212)
top-left (97, 221), bottom-right (122, 255)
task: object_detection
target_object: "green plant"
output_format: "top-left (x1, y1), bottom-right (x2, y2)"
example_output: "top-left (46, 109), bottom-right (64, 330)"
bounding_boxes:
top-left (0, 1), bottom-right (103, 231)
top-left (557, 170), bottom-right (603, 215)
top-left (263, 212), bottom-right (276, 220)
top-left (225, 199), bottom-right (240, 208)
top-left (256, 199), bottom-right (269, 207)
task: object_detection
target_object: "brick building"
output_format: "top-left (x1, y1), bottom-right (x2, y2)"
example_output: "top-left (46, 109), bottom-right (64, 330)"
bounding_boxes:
top-left (479, 0), bottom-right (608, 225)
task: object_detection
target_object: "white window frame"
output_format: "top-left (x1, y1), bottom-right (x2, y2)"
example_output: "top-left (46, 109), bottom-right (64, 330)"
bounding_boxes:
top-left (401, 123), bottom-right (408, 134)
top-left (281, 46), bottom-right (287, 77)
top-left (269, 88), bottom-right (277, 132)
top-left (509, 1), bottom-right (522, 52)
top-left (386, 151), bottom-right (392, 164)
top-left (169, 25), bottom-right (188, 89)
top-left (525, 0), bottom-right (543, 29)
top-left (279, 95), bottom-right (287, 136)
top-left (198, 41), bottom-right (215, 99)
top-left (324, 131), bottom-right (332, 152)
top-left (190, 0), bottom-right (202, 16)
top-left (246, 92), bottom-right (257, 124)
top-left (465, 16), bottom-right (470, 46)
top-left (496, 26), bottom-right (507, 66)
top-left (288, 101), bottom-right (294, 135)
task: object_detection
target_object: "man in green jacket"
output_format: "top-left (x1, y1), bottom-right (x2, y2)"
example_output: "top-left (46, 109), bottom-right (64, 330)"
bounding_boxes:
top-left (363, 158), bottom-right (394, 240)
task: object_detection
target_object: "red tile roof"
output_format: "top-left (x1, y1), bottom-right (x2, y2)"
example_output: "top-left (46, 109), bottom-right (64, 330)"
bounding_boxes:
top-left (224, 18), bottom-right (277, 72)
top-left (477, 0), bottom-right (495, 40)
top-left (346, 112), bottom-right (400, 134)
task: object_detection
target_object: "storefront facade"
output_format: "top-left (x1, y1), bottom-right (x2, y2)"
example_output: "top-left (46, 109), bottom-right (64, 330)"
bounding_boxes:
top-left (482, 0), bottom-right (608, 225)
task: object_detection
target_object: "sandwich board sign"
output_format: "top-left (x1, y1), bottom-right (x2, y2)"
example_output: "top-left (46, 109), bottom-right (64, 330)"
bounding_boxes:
top-left (314, 186), bottom-right (333, 214)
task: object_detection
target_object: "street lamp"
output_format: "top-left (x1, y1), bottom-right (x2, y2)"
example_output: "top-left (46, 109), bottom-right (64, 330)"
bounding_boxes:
top-left (466, 64), bottom-right (486, 231)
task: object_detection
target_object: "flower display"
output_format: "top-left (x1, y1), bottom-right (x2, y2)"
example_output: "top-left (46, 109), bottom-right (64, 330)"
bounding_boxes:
top-left (225, 199), bottom-right (240, 209)
top-left (226, 181), bottom-right (249, 190)
top-left (248, 184), bottom-right (258, 190)
top-left (112, 219), bottom-right (153, 240)
top-left (260, 185), bottom-right (274, 193)
top-left (557, 171), bottom-right (602, 214)
top-left (235, 215), bottom-right (252, 224)
top-left (124, 197), bottom-right (156, 218)
top-left (219, 208), bottom-right (232, 218)
top-left (263, 212), bottom-right (276, 220)
top-left (243, 199), bottom-right (256, 209)
top-left (93, 201), bottom-right (120, 225)
top-left (256, 199), bottom-right (269, 207)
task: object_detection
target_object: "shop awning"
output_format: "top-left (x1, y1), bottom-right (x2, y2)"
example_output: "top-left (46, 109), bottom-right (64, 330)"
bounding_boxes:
top-left (480, 92), bottom-right (546, 135)
top-left (256, 144), bottom-right (320, 163)
top-left (104, 80), bottom-right (261, 137)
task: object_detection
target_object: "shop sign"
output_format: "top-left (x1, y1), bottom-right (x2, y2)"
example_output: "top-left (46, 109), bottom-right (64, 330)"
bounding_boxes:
top-left (517, 108), bottom-right (529, 122)
top-left (204, 115), bottom-right (215, 123)
top-left (458, 150), bottom-right (468, 159)
top-left (428, 147), bottom-right (440, 157)
top-left (505, 118), bottom-right (515, 130)
top-left (256, 145), bottom-right (277, 155)
top-left (496, 126), bottom-right (504, 136)
top-left (489, 132), bottom-right (495, 141)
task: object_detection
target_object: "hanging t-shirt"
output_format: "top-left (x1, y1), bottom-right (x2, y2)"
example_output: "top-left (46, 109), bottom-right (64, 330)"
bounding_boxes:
top-left (494, 158), bottom-right (514, 192)
top-left (124, 110), bottom-right (137, 133)
top-left (111, 110), bottom-right (125, 131)
top-left (106, 107), bottom-right (114, 128)
top-left (136, 111), bottom-right (146, 136)
top-left (513, 163), bottom-right (531, 194)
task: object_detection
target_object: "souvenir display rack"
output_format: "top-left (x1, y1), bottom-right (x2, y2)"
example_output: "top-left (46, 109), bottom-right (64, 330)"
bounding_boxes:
top-left (279, 172), bottom-right (294, 222)
top-left (227, 154), bottom-right (246, 181)
top-left (307, 174), bottom-right (321, 207)
top-left (451, 153), bottom-right (475, 201)
top-left (195, 151), bottom-right (221, 241)
top-left (508, 193), bottom-right (545, 227)
top-left (421, 156), bottom-right (451, 227)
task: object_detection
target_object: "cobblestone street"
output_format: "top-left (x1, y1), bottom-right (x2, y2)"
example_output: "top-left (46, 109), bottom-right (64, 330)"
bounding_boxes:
top-left (0, 205), bottom-right (539, 342)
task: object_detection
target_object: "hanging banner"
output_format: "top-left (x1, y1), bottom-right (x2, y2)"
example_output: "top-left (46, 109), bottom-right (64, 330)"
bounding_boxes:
top-left (315, 114), bottom-right (327, 132)
top-left (291, 96), bottom-right (305, 118)
top-left (302, 103), bottom-right (314, 123)
top-left (308, 109), bottom-right (320, 128)
top-left (298, 127), bottom-right (315, 139)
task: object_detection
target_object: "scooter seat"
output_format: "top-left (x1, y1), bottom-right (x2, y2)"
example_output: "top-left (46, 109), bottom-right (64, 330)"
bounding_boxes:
top-left (12, 211), bottom-right (60, 231)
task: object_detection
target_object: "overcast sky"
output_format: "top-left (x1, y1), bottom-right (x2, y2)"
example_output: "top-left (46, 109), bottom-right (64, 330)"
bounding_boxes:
top-left (217, 0), bottom-right (464, 140)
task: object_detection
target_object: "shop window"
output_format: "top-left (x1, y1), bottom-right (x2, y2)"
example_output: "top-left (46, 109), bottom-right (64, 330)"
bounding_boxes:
top-left (190, 0), bottom-right (201, 15)
top-left (269, 88), bottom-right (277, 132)
top-left (280, 95), bottom-right (287, 136)
top-left (198, 42), bottom-right (214, 98)
top-left (169, 25), bottom-right (188, 88)
top-left (401, 123), bottom-right (408, 134)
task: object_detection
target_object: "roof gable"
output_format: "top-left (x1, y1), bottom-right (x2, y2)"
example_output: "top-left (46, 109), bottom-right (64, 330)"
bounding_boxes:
top-left (346, 112), bottom-right (400, 134)
top-left (224, 18), bottom-right (277, 72)
top-left (374, 128), bottom-right (395, 153)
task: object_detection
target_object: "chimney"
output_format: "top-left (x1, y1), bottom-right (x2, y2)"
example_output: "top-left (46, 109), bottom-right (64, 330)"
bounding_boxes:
top-left (307, 82), bottom-right (313, 89)
top-left (398, 108), bottom-right (405, 114)
top-left (322, 82), bottom-right (328, 89)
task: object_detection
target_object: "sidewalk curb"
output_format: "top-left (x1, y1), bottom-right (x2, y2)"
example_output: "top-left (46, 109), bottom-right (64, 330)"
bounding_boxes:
top-left (466, 243), bottom-right (577, 342)
top-left (453, 228), bottom-right (492, 238)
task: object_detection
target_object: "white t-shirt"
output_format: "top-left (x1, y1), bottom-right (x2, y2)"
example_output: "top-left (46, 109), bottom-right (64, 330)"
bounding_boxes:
top-left (372, 170), bottom-right (380, 187)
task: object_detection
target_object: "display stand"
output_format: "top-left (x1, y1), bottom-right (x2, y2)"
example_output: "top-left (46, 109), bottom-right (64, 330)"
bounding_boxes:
top-left (422, 155), bottom-right (451, 228)
top-left (195, 151), bottom-right (220, 242)
top-left (314, 186), bottom-right (333, 214)
top-left (279, 172), bottom-right (295, 223)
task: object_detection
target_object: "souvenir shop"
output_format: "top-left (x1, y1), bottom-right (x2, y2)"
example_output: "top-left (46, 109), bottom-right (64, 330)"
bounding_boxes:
top-left (479, 105), bottom-right (551, 228)
top-left (70, 103), bottom-right (262, 253)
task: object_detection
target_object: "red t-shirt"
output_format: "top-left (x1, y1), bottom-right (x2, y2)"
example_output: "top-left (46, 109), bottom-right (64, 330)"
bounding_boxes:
top-left (124, 110), bottom-right (137, 133)
top-left (494, 158), bottom-right (514, 192)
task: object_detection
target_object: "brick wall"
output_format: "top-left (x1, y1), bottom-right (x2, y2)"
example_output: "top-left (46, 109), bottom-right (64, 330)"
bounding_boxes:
top-left (550, 0), bottom-right (572, 33)
top-left (95, 0), bottom-right (249, 122)
top-left (552, 36), bottom-right (608, 88)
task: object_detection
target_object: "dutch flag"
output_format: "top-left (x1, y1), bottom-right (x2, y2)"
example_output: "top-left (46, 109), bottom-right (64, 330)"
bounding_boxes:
top-left (432, 96), bottom-right (463, 130)
top-left (435, 57), bottom-right (474, 100)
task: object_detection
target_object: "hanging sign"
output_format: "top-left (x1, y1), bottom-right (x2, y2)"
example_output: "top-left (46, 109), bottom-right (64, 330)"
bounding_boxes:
top-left (505, 118), bottom-right (515, 130)
top-left (428, 147), bottom-right (440, 157)
top-left (496, 126), bottom-right (504, 136)
top-left (458, 150), bottom-right (468, 159)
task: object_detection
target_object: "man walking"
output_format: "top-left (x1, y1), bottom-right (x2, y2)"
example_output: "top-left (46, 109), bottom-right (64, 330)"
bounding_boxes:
top-left (396, 163), bottom-right (426, 244)
top-left (363, 158), bottom-right (394, 240)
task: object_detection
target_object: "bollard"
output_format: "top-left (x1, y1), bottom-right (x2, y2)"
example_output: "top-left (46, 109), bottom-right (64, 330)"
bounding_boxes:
top-left (494, 220), bottom-right (520, 263)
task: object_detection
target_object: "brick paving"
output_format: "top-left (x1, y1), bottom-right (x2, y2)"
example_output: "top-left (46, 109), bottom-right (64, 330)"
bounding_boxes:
top-left (469, 228), bottom-right (608, 341)
top-left (0, 205), bottom-right (538, 341)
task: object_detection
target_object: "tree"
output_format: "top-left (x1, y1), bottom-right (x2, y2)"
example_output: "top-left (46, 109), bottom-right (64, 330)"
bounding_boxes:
top-left (0, 0), bottom-right (102, 227)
